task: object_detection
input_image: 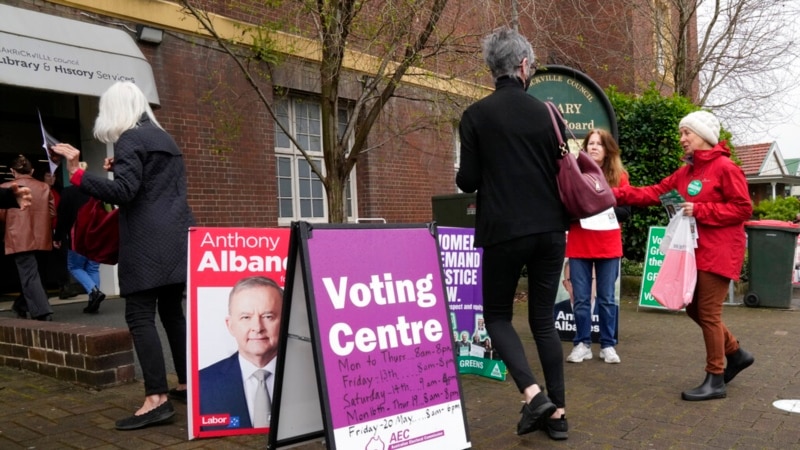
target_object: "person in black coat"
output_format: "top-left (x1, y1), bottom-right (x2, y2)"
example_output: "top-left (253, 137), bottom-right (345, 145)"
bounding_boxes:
top-left (52, 81), bottom-right (195, 431)
top-left (456, 27), bottom-right (569, 440)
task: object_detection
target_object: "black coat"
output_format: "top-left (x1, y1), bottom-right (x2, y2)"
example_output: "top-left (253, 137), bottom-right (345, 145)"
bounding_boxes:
top-left (79, 116), bottom-right (195, 295)
top-left (456, 76), bottom-right (569, 247)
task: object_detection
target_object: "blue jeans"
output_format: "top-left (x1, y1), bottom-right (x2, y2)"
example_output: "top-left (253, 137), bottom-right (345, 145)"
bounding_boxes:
top-left (67, 250), bottom-right (100, 293)
top-left (569, 257), bottom-right (619, 349)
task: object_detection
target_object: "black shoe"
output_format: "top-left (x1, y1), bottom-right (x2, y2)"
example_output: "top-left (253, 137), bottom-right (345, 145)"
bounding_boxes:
top-left (34, 313), bottom-right (53, 322)
top-left (542, 414), bottom-right (568, 440)
top-left (724, 347), bottom-right (754, 383)
top-left (58, 286), bottom-right (78, 300)
top-left (83, 288), bottom-right (106, 314)
top-left (11, 303), bottom-right (27, 319)
top-left (168, 388), bottom-right (187, 403)
top-left (115, 401), bottom-right (175, 430)
top-left (681, 372), bottom-right (726, 401)
top-left (517, 391), bottom-right (557, 435)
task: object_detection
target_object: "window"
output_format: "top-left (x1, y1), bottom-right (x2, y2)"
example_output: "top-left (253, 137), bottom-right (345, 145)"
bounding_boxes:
top-left (453, 125), bottom-right (462, 193)
top-left (274, 95), bottom-right (356, 224)
top-left (654, 1), bottom-right (670, 75)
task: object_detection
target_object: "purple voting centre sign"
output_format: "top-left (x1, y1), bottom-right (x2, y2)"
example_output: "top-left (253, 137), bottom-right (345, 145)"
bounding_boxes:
top-left (272, 223), bottom-right (470, 450)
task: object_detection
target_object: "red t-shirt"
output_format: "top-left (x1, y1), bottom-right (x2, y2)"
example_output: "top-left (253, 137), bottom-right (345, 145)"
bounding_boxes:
top-left (565, 172), bottom-right (629, 259)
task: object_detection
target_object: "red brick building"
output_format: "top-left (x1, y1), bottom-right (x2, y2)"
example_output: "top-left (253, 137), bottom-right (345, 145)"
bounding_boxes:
top-left (0, 0), bottom-right (695, 293)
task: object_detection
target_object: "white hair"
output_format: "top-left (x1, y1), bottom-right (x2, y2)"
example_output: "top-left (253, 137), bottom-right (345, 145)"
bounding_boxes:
top-left (93, 81), bottom-right (162, 143)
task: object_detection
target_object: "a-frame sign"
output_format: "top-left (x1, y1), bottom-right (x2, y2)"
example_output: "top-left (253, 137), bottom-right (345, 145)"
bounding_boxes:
top-left (269, 222), bottom-right (471, 450)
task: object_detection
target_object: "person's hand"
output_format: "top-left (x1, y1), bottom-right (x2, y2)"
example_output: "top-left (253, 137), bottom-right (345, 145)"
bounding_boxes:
top-left (103, 157), bottom-right (114, 172)
top-left (680, 202), bottom-right (694, 217)
top-left (53, 240), bottom-right (61, 249)
top-left (11, 183), bottom-right (32, 210)
top-left (50, 143), bottom-right (82, 176)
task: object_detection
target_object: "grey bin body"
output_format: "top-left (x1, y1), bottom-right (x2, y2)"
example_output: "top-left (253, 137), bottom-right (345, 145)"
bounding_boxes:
top-left (744, 221), bottom-right (800, 308)
top-left (431, 193), bottom-right (477, 228)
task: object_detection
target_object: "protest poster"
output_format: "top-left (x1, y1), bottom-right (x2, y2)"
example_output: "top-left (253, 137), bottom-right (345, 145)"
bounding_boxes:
top-left (186, 227), bottom-right (291, 439)
top-left (437, 226), bottom-right (506, 380)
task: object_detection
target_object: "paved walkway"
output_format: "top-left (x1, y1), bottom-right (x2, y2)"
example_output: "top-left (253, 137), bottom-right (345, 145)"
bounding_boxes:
top-left (1, 294), bottom-right (799, 449)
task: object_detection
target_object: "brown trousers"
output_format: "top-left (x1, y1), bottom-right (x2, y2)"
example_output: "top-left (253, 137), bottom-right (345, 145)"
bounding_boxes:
top-left (685, 270), bottom-right (740, 374)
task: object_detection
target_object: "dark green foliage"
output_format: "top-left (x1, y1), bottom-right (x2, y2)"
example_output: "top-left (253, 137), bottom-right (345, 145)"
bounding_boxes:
top-left (606, 86), bottom-right (696, 261)
top-left (752, 196), bottom-right (800, 221)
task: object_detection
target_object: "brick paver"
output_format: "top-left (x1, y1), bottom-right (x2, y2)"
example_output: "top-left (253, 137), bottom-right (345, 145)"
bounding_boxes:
top-left (1, 296), bottom-right (798, 449)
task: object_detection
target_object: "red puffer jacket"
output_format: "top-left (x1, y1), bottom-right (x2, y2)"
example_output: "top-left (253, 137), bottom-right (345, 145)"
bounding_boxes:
top-left (613, 142), bottom-right (752, 281)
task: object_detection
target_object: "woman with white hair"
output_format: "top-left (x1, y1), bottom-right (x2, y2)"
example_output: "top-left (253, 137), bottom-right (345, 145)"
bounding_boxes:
top-left (613, 110), bottom-right (754, 401)
top-left (52, 81), bottom-right (195, 430)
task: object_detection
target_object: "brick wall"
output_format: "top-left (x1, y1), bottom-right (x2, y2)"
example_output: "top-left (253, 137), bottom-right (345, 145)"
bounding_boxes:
top-left (0, 318), bottom-right (135, 389)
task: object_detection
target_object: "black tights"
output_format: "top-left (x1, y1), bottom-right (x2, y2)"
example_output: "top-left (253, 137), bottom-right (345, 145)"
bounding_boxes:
top-left (481, 232), bottom-right (566, 408)
top-left (125, 283), bottom-right (187, 396)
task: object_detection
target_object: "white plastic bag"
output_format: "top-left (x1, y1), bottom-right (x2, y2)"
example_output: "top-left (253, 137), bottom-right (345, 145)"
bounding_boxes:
top-left (652, 213), bottom-right (697, 310)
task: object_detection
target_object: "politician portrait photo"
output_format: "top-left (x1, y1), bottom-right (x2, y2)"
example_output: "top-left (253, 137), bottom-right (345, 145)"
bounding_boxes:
top-left (198, 276), bottom-right (283, 431)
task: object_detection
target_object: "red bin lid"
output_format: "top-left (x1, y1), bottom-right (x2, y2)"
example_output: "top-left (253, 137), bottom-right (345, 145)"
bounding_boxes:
top-left (744, 219), bottom-right (800, 231)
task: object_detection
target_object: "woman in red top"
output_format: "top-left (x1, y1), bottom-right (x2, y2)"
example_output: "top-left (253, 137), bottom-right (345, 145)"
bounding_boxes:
top-left (565, 129), bottom-right (629, 365)
top-left (613, 111), bottom-right (754, 401)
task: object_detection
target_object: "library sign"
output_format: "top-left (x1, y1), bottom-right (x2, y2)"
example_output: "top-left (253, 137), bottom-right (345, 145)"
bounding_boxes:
top-left (527, 65), bottom-right (618, 141)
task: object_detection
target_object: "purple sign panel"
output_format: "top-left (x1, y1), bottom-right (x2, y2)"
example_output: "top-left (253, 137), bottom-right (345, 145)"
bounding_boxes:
top-left (305, 227), bottom-right (470, 449)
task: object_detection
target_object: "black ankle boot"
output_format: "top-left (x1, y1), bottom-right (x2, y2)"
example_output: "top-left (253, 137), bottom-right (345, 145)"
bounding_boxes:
top-left (83, 288), bottom-right (106, 314)
top-left (681, 372), bottom-right (726, 401)
top-left (724, 347), bottom-right (754, 383)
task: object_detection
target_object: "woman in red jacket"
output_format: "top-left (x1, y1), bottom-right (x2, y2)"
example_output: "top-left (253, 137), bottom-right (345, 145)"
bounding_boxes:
top-left (565, 129), bottom-right (629, 365)
top-left (613, 111), bottom-right (754, 401)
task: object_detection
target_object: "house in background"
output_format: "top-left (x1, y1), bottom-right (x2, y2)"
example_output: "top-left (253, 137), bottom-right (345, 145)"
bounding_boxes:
top-left (735, 142), bottom-right (800, 203)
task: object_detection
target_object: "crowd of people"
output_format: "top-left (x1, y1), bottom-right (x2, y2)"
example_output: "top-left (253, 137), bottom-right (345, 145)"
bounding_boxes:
top-left (457, 26), bottom-right (754, 442)
top-left (2, 29), bottom-right (759, 441)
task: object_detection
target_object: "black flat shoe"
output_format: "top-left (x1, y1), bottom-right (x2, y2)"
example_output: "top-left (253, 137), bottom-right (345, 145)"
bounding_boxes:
top-left (168, 388), bottom-right (187, 403)
top-left (34, 313), bottom-right (53, 321)
top-left (543, 414), bottom-right (568, 440)
top-left (517, 391), bottom-right (557, 436)
top-left (115, 401), bottom-right (175, 430)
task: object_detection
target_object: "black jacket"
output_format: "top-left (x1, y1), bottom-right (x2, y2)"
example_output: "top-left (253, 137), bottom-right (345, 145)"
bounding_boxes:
top-left (456, 76), bottom-right (569, 247)
top-left (79, 116), bottom-right (195, 295)
top-left (54, 185), bottom-right (90, 246)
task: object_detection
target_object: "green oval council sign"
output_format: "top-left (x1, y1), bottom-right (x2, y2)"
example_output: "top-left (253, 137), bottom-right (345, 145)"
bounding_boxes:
top-left (527, 65), bottom-right (618, 141)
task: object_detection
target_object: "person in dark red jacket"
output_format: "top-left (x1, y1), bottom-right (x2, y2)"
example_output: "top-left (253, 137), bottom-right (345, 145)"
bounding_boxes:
top-left (613, 110), bottom-right (754, 401)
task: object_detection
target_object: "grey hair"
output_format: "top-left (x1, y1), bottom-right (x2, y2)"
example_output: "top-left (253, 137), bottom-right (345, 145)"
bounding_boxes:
top-left (482, 27), bottom-right (535, 79)
top-left (228, 276), bottom-right (283, 313)
top-left (93, 81), bottom-right (163, 144)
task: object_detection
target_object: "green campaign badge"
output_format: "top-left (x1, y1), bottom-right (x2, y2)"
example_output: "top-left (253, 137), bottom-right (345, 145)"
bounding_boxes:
top-left (687, 180), bottom-right (702, 196)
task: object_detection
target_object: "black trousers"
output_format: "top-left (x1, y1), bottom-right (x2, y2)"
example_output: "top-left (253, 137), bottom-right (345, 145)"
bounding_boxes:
top-left (481, 231), bottom-right (567, 408)
top-left (125, 283), bottom-right (187, 396)
top-left (14, 251), bottom-right (52, 318)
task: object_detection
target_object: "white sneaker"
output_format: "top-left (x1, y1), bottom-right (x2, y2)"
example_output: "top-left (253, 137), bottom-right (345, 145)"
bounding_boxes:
top-left (566, 343), bottom-right (593, 363)
top-left (599, 347), bottom-right (621, 364)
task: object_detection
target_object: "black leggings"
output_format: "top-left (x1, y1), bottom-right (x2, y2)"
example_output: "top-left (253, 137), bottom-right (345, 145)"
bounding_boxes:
top-left (125, 283), bottom-right (187, 396)
top-left (481, 232), bottom-right (566, 408)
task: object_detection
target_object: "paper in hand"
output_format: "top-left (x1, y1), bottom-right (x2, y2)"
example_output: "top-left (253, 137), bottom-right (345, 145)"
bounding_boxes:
top-left (38, 109), bottom-right (60, 175)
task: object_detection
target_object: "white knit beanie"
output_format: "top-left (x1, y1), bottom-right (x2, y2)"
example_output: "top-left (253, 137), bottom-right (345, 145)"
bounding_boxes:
top-left (679, 111), bottom-right (720, 146)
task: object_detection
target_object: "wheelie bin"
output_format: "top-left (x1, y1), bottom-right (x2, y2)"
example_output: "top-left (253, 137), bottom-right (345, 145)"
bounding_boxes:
top-left (743, 220), bottom-right (800, 308)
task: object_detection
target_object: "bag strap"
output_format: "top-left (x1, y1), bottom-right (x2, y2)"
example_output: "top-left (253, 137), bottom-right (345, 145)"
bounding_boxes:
top-left (545, 101), bottom-right (584, 156)
top-left (545, 101), bottom-right (570, 156)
